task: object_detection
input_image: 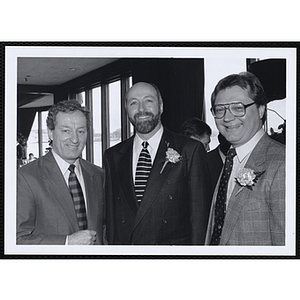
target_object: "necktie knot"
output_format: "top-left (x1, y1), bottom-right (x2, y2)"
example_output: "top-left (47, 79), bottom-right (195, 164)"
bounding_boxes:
top-left (226, 148), bottom-right (236, 160)
top-left (68, 164), bottom-right (75, 173)
top-left (142, 141), bottom-right (149, 150)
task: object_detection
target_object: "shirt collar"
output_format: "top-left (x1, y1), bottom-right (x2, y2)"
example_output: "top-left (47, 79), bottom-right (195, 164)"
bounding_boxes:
top-left (235, 128), bottom-right (265, 162)
top-left (51, 149), bottom-right (80, 176)
top-left (134, 126), bottom-right (164, 153)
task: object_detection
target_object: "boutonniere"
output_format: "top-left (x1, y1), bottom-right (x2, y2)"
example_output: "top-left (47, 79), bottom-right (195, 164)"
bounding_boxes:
top-left (235, 168), bottom-right (265, 191)
top-left (160, 142), bottom-right (182, 174)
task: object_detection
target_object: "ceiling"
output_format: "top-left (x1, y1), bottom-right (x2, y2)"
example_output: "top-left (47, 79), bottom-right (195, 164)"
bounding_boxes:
top-left (18, 57), bottom-right (118, 108)
top-left (18, 57), bottom-right (118, 86)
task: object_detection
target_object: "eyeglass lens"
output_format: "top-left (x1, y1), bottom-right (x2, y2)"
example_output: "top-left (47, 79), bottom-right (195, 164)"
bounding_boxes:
top-left (213, 103), bottom-right (246, 118)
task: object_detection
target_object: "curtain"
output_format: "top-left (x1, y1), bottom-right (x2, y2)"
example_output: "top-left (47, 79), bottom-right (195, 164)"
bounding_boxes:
top-left (131, 58), bottom-right (205, 133)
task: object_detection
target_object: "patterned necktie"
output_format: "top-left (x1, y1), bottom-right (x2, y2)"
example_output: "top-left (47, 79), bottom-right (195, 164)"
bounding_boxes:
top-left (68, 164), bottom-right (88, 230)
top-left (210, 148), bottom-right (236, 245)
top-left (135, 141), bottom-right (152, 204)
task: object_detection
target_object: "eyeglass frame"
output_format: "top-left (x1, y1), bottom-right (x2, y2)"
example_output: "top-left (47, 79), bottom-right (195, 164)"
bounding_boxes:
top-left (210, 101), bottom-right (256, 119)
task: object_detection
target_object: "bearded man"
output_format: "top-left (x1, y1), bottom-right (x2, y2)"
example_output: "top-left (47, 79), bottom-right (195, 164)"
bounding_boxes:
top-left (103, 82), bottom-right (212, 245)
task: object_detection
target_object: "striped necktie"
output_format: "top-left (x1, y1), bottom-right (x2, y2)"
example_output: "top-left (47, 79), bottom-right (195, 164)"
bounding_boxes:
top-left (210, 148), bottom-right (236, 245)
top-left (68, 164), bottom-right (88, 230)
top-left (135, 141), bottom-right (152, 204)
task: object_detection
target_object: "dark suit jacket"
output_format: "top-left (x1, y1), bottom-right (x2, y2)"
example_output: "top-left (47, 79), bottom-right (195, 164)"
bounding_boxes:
top-left (17, 151), bottom-right (105, 245)
top-left (205, 133), bottom-right (285, 245)
top-left (207, 146), bottom-right (224, 190)
top-left (103, 128), bottom-right (213, 245)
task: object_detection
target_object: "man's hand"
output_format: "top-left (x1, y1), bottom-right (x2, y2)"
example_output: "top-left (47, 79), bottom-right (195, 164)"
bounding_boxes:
top-left (68, 230), bottom-right (97, 245)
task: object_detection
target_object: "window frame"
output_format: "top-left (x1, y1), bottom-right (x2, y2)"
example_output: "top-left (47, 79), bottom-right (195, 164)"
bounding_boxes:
top-left (68, 72), bottom-right (132, 165)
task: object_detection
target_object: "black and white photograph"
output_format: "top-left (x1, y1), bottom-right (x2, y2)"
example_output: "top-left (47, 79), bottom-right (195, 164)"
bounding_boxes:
top-left (1, 2), bottom-right (299, 295)
top-left (4, 45), bottom-right (296, 256)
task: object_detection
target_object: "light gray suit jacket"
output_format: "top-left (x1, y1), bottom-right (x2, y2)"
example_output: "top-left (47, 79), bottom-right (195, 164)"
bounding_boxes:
top-left (17, 151), bottom-right (105, 245)
top-left (205, 133), bottom-right (285, 245)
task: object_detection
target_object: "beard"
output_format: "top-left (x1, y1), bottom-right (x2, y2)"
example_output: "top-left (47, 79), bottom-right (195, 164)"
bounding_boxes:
top-left (129, 111), bottom-right (161, 134)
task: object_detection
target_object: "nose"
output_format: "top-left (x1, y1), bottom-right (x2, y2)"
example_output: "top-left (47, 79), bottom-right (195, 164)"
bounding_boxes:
top-left (223, 106), bottom-right (235, 122)
top-left (70, 131), bottom-right (79, 144)
top-left (138, 102), bottom-right (145, 112)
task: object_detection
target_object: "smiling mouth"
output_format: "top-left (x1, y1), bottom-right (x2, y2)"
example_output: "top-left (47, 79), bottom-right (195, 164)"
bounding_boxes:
top-left (225, 123), bottom-right (242, 130)
top-left (66, 144), bottom-right (79, 149)
top-left (135, 113), bottom-right (153, 121)
top-left (137, 115), bottom-right (151, 120)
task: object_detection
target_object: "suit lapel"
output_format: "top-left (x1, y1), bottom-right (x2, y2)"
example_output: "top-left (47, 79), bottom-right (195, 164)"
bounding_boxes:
top-left (116, 137), bottom-right (139, 214)
top-left (220, 134), bottom-right (269, 245)
top-left (80, 159), bottom-right (97, 228)
top-left (133, 130), bottom-right (175, 229)
top-left (42, 152), bottom-right (79, 232)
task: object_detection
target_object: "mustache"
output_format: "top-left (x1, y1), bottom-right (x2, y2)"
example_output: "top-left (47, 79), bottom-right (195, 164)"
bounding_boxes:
top-left (134, 111), bottom-right (154, 119)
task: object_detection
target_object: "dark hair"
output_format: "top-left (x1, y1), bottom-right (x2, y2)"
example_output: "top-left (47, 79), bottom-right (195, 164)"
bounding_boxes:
top-left (180, 117), bottom-right (212, 138)
top-left (46, 100), bottom-right (90, 130)
top-left (211, 72), bottom-right (268, 123)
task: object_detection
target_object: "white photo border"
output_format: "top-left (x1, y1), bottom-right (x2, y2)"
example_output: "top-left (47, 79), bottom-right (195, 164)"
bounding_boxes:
top-left (5, 44), bottom-right (297, 256)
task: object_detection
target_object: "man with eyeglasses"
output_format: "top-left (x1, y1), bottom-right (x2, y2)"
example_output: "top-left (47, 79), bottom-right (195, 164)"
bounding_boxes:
top-left (205, 72), bottom-right (285, 246)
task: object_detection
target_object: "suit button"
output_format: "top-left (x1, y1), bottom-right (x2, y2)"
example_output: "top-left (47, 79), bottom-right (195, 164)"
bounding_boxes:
top-left (162, 219), bottom-right (168, 224)
top-left (168, 194), bottom-right (173, 200)
top-left (218, 225), bottom-right (222, 229)
top-left (121, 220), bottom-right (126, 224)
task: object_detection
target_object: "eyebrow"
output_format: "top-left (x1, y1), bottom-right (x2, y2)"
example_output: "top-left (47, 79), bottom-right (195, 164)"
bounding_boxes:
top-left (59, 125), bottom-right (87, 129)
top-left (129, 94), bottom-right (156, 100)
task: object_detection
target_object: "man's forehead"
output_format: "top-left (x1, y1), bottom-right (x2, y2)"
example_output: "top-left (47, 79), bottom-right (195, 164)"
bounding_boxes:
top-left (128, 83), bottom-right (157, 96)
top-left (215, 86), bottom-right (251, 102)
top-left (55, 111), bottom-right (87, 124)
top-left (56, 110), bottom-right (85, 117)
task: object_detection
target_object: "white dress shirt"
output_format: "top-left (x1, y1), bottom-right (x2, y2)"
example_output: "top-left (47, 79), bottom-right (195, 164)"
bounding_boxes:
top-left (52, 150), bottom-right (90, 244)
top-left (51, 150), bottom-right (88, 209)
top-left (132, 126), bottom-right (164, 184)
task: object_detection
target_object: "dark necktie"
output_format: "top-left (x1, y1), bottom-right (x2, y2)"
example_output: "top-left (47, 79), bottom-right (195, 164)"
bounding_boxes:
top-left (210, 148), bottom-right (236, 245)
top-left (68, 164), bottom-right (88, 230)
top-left (135, 141), bottom-right (152, 204)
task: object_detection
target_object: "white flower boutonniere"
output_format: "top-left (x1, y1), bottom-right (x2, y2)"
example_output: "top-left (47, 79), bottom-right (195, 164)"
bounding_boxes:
top-left (235, 168), bottom-right (265, 191)
top-left (160, 142), bottom-right (182, 174)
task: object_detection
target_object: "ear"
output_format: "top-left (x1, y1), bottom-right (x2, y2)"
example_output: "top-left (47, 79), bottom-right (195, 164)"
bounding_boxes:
top-left (258, 105), bottom-right (265, 120)
top-left (47, 128), bottom-right (53, 141)
top-left (160, 102), bottom-right (164, 114)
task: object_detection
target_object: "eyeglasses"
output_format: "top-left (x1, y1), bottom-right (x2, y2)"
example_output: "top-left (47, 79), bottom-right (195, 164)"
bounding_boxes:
top-left (211, 102), bottom-right (256, 119)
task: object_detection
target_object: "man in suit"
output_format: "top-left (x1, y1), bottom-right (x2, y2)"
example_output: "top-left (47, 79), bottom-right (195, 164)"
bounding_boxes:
top-left (205, 72), bottom-right (285, 246)
top-left (17, 100), bottom-right (105, 245)
top-left (104, 82), bottom-right (212, 245)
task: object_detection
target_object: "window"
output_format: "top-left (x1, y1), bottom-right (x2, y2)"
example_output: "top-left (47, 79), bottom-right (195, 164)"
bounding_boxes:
top-left (27, 111), bottom-right (50, 158)
top-left (92, 86), bottom-right (102, 166)
top-left (69, 76), bottom-right (132, 167)
top-left (26, 67), bottom-right (132, 167)
top-left (109, 81), bottom-right (121, 148)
